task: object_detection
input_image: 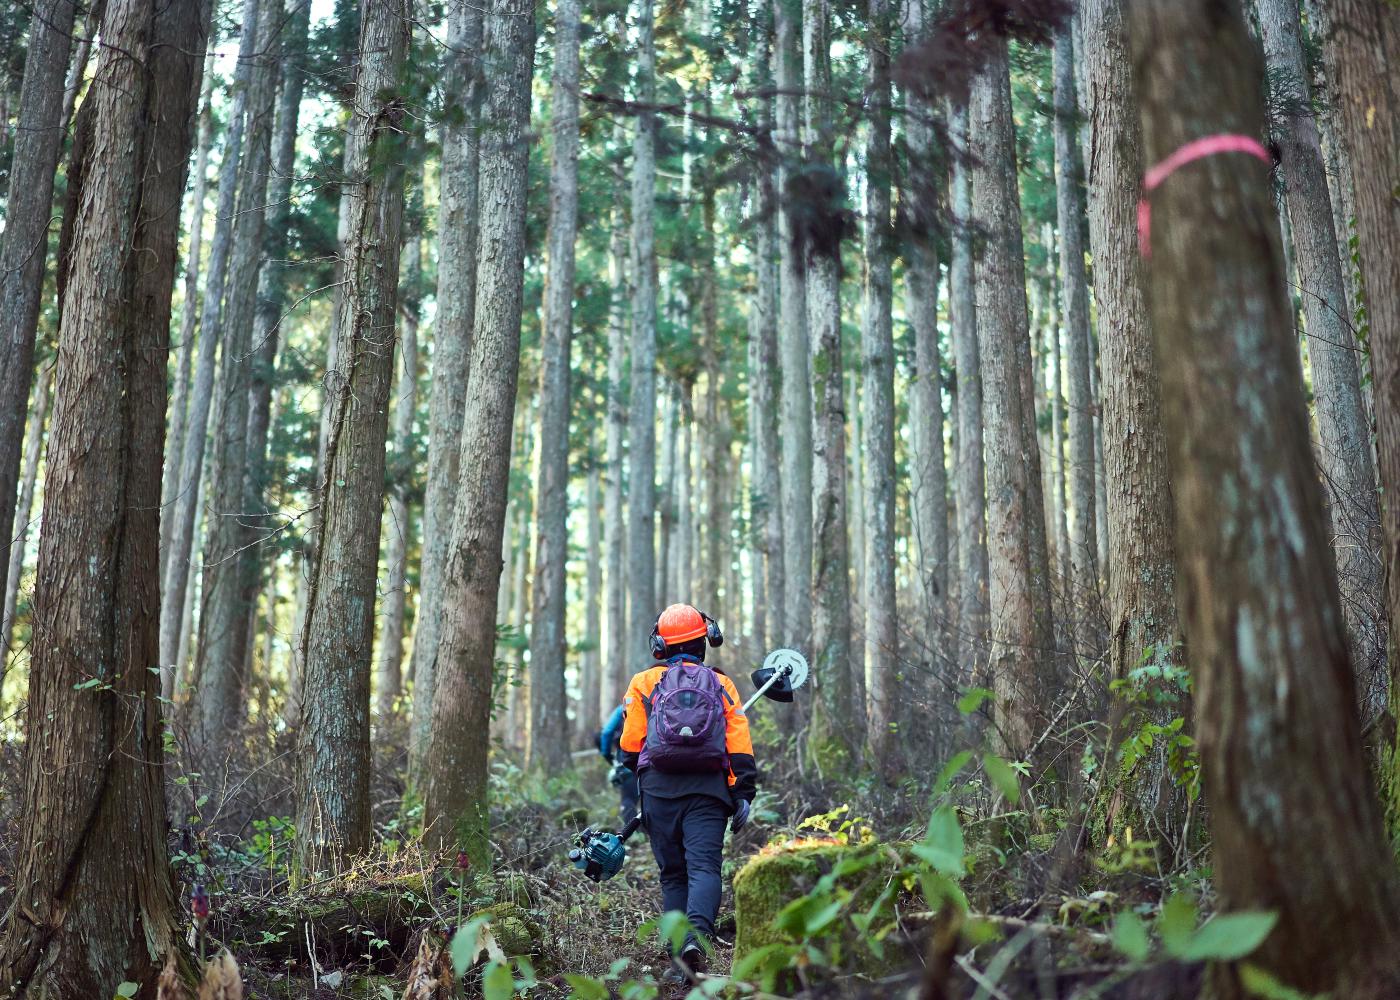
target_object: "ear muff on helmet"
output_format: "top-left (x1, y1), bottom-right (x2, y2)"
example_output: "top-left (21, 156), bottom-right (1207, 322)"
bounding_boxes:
top-left (649, 615), bottom-right (669, 659)
top-left (699, 609), bottom-right (724, 648)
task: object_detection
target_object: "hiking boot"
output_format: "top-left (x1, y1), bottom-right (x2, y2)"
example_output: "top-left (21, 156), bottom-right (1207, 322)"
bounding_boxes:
top-left (678, 944), bottom-right (706, 981)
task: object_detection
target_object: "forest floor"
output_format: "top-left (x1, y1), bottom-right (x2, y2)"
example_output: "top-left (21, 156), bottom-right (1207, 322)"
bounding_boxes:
top-left (0, 716), bottom-right (1214, 998)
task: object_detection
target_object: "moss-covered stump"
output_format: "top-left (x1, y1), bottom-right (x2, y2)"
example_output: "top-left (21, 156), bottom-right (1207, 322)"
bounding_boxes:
top-left (732, 840), bottom-right (911, 980)
top-left (228, 873), bottom-right (432, 966)
top-left (469, 901), bottom-right (545, 960)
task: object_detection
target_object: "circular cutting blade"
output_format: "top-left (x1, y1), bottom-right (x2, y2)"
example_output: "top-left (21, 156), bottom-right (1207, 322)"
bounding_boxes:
top-left (761, 648), bottom-right (810, 691)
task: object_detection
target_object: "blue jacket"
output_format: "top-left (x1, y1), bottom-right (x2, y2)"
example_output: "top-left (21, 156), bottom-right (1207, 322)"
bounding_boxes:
top-left (598, 704), bottom-right (625, 762)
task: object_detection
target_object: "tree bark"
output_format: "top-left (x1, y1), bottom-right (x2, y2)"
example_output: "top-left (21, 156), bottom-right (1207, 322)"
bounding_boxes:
top-left (376, 224), bottom-right (423, 720)
top-left (423, 0), bottom-right (536, 858)
top-left (970, 38), bottom-right (1055, 762)
top-left (1131, 1), bottom-right (1400, 994)
top-left (626, 0), bottom-right (659, 651)
top-left (751, 22), bottom-right (784, 657)
top-left (408, 0), bottom-right (483, 782)
top-left (580, 453), bottom-right (603, 736)
top-left (160, 0), bottom-right (263, 676)
top-left (193, 0), bottom-right (284, 747)
top-left (241, 0), bottom-right (312, 698)
top-left (1312, 0), bottom-right (1400, 840)
top-left (295, 0), bottom-right (410, 873)
top-left (1079, 0), bottom-right (1186, 848)
top-left (803, 0), bottom-right (857, 758)
top-left (774, 0), bottom-right (812, 652)
top-left (160, 57), bottom-right (215, 592)
top-left (1, 364), bottom-right (51, 667)
top-left (1256, 0), bottom-right (1386, 721)
top-left (1044, 229), bottom-right (1071, 588)
top-left (948, 99), bottom-right (988, 674)
top-left (602, 207), bottom-right (629, 718)
top-left (1053, 34), bottom-right (1099, 650)
top-left (861, 0), bottom-right (899, 766)
top-left (0, 0), bottom-right (77, 607)
top-left (0, 0), bottom-right (207, 990)
top-left (905, 0), bottom-right (949, 686)
top-left (527, 0), bottom-right (581, 773)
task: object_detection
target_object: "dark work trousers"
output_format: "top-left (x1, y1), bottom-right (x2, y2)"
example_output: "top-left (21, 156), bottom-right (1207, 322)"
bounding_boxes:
top-left (642, 793), bottom-right (729, 951)
top-left (619, 772), bottom-right (640, 820)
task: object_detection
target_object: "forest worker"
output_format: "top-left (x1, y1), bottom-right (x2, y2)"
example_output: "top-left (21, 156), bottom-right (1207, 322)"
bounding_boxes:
top-left (596, 702), bottom-right (641, 819)
top-left (618, 603), bottom-right (757, 983)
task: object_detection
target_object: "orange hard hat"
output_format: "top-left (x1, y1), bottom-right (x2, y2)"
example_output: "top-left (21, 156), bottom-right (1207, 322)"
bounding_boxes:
top-left (656, 604), bottom-right (708, 645)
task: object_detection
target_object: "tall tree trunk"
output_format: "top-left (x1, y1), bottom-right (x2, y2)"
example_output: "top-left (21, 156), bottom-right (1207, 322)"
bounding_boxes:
top-left (376, 225), bottom-right (423, 720)
top-left (803, 0), bottom-right (857, 757)
top-left (657, 383), bottom-right (677, 601)
top-left (754, 114), bottom-right (785, 661)
top-left (675, 385), bottom-right (694, 608)
top-left (0, 0), bottom-right (207, 990)
top-left (1130, 3), bottom-right (1400, 994)
top-left (423, 0), bottom-right (536, 858)
top-left (847, 374), bottom-right (864, 626)
top-left (626, 0), bottom-right (659, 649)
top-left (601, 209), bottom-right (629, 719)
top-left (295, 0), bottom-right (410, 873)
top-left (0, 0), bottom-right (77, 603)
top-left (160, 0), bottom-right (263, 675)
top-left (905, 0), bottom-right (948, 679)
top-left (161, 57), bottom-right (215, 590)
top-left (1044, 232), bottom-right (1071, 588)
top-left (1079, 1), bottom-right (1185, 848)
top-left (580, 453), bottom-right (603, 736)
top-left (1, 364), bottom-right (51, 666)
top-left (193, 0), bottom-right (283, 747)
top-left (1257, 0), bottom-right (1386, 721)
top-left (1313, 0), bottom-right (1400, 839)
top-left (1300, 0), bottom-right (1366, 372)
top-left (527, 0), bottom-right (580, 773)
top-left (774, 0), bottom-right (812, 651)
top-left (242, 0), bottom-right (312, 695)
top-left (58, 0), bottom-right (101, 133)
top-left (861, 0), bottom-right (898, 766)
top-left (948, 99), bottom-right (988, 673)
top-left (970, 38), bottom-right (1054, 763)
top-left (408, 0), bottom-right (483, 783)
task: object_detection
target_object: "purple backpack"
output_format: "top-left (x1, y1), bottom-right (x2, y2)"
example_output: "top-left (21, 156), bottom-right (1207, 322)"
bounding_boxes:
top-left (640, 656), bottom-right (730, 773)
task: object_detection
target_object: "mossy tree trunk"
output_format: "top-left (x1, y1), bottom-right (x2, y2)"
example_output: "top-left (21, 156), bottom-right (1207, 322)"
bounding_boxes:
top-left (0, 0), bottom-right (208, 989)
top-left (1131, 0), bottom-right (1400, 993)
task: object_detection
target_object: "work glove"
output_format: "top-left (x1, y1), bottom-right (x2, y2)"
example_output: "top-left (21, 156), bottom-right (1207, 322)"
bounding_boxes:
top-left (731, 798), bottom-right (751, 834)
top-left (608, 763), bottom-right (634, 787)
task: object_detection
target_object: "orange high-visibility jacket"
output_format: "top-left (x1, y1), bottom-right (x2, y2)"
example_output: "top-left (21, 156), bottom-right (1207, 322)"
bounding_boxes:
top-left (618, 656), bottom-right (758, 803)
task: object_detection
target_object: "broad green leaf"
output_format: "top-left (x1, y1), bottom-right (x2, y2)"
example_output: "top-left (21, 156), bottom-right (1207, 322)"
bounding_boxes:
top-left (482, 959), bottom-right (514, 1000)
top-left (1111, 910), bottom-right (1151, 962)
top-left (1158, 893), bottom-right (1198, 957)
top-left (1238, 963), bottom-right (1325, 1000)
top-left (657, 910), bottom-right (693, 952)
top-left (912, 805), bottom-right (965, 876)
top-left (115, 984), bottom-right (139, 999)
top-left (1175, 911), bottom-right (1278, 962)
top-left (450, 916), bottom-right (489, 975)
top-left (607, 957), bottom-right (631, 978)
top-left (563, 973), bottom-right (610, 999)
top-left (803, 897), bottom-right (845, 935)
top-left (957, 687), bottom-right (995, 715)
top-left (933, 750), bottom-right (974, 797)
top-left (982, 754), bottom-right (1021, 804)
top-left (730, 941), bottom-right (794, 982)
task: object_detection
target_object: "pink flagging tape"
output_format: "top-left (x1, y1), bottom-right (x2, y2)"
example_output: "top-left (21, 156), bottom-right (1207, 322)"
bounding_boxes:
top-left (1136, 133), bottom-right (1271, 256)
